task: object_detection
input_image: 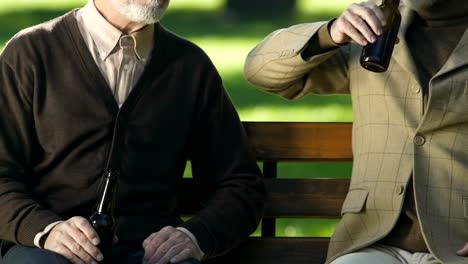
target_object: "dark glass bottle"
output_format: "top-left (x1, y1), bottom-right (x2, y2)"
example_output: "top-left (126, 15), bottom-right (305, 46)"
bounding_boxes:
top-left (360, 0), bottom-right (401, 72)
top-left (89, 170), bottom-right (119, 263)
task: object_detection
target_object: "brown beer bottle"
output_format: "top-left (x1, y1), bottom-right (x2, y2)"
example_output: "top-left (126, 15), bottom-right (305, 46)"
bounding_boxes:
top-left (89, 170), bottom-right (119, 263)
top-left (360, 0), bottom-right (401, 72)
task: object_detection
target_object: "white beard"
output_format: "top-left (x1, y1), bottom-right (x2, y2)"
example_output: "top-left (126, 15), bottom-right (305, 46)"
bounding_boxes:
top-left (111, 0), bottom-right (170, 24)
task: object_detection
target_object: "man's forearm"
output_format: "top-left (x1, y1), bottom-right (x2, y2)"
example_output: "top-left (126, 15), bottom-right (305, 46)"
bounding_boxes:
top-left (244, 21), bottom-right (350, 97)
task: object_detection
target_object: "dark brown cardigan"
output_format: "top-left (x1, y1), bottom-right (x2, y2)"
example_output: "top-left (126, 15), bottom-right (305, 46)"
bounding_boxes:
top-left (0, 11), bottom-right (265, 258)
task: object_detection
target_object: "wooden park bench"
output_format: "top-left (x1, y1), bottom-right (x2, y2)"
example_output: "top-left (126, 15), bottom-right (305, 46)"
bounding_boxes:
top-left (179, 122), bottom-right (353, 264)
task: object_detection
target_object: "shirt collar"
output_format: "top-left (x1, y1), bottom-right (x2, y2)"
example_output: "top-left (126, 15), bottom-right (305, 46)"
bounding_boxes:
top-left (80, 1), bottom-right (154, 62)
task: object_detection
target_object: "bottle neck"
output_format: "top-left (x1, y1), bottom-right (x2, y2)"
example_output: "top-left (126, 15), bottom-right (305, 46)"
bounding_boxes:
top-left (97, 171), bottom-right (118, 214)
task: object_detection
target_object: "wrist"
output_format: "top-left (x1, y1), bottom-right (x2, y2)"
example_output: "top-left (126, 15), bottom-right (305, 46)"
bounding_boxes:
top-left (329, 19), bottom-right (346, 45)
top-left (33, 221), bottom-right (63, 248)
top-left (324, 19), bottom-right (344, 47)
top-left (176, 227), bottom-right (205, 258)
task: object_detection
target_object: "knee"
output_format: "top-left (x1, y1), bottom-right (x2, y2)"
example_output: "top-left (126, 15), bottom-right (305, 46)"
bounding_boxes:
top-left (330, 249), bottom-right (400, 264)
top-left (330, 252), bottom-right (374, 264)
top-left (2, 246), bottom-right (70, 264)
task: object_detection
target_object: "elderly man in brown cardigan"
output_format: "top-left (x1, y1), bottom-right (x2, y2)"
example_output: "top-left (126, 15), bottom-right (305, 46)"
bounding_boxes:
top-left (245, 0), bottom-right (468, 263)
top-left (0, 0), bottom-right (265, 263)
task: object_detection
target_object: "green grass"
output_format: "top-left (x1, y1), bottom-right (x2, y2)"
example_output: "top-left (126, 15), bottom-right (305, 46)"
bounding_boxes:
top-left (298, 0), bottom-right (354, 14)
top-left (0, 0), bottom-right (355, 238)
top-left (277, 218), bottom-right (340, 237)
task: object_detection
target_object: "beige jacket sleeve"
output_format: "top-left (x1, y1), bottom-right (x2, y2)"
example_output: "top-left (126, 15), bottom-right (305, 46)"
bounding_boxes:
top-left (244, 22), bottom-right (351, 100)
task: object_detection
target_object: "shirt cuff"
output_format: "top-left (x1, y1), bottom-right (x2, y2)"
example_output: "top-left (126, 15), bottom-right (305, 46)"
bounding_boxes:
top-left (176, 227), bottom-right (205, 258)
top-left (33, 221), bottom-right (63, 248)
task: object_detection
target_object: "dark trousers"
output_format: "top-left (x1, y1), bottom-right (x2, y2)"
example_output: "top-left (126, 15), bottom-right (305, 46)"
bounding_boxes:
top-left (0, 240), bottom-right (201, 264)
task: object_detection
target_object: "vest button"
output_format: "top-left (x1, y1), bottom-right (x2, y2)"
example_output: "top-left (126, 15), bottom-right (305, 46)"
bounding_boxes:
top-left (414, 135), bottom-right (426, 146)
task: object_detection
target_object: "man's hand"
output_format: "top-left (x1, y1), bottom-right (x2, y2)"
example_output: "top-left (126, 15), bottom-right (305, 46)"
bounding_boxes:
top-left (330, 1), bottom-right (387, 46)
top-left (457, 242), bottom-right (468, 256)
top-left (44, 216), bottom-right (103, 264)
top-left (142, 226), bottom-right (202, 264)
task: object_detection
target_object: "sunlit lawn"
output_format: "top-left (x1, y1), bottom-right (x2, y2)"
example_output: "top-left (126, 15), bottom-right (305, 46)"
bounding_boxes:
top-left (0, 0), bottom-right (356, 238)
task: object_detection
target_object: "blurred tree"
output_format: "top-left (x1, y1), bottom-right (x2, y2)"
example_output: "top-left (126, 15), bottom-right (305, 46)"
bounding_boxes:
top-left (225, 0), bottom-right (296, 17)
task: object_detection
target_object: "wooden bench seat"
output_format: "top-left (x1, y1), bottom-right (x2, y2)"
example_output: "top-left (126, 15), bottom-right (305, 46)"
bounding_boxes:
top-left (179, 122), bottom-right (353, 264)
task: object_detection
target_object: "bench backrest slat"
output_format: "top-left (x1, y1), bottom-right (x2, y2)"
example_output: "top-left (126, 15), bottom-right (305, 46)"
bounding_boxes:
top-left (243, 122), bottom-right (353, 161)
top-left (179, 178), bottom-right (350, 218)
top-left (264, 178), bottom-right (349, 218)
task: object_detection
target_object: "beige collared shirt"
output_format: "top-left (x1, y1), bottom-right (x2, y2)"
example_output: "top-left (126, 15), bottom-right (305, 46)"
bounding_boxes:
top-left (76, 0), bottom-right (154, 107)
top-left (34, 1), bottom-right (204, 258)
